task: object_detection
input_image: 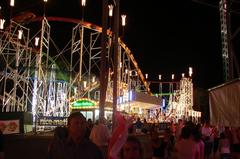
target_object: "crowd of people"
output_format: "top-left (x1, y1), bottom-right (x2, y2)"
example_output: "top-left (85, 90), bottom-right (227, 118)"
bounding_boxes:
top-left (47, 112), bottom-right (143, 159)
top-left (127, 118), bottom-right (240, 159)
top-left (0, 111), bottom-right (239, 159)
top-left (42, 112), bottom-right (240, 159)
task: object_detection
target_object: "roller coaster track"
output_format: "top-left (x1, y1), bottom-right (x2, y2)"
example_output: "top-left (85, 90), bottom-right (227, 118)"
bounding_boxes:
top-left (26, 16), bottom-right (151, 94)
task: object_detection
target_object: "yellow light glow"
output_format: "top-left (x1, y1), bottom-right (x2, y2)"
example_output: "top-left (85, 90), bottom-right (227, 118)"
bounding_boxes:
top-left (18, 30), bottom-right (23, 40)
top-left (81, 0), bottom-right (86, 6)
top-left (121, 14), bottom-right (126, 26)
top-left (83, 81), bottom-right (87, 88)
top-left (189, 67), bottom-right (193, 77)
top-left (145, 73), bottom-right (148, 79)
top-left (0, 19), bottom-right (5, 30)
top-left (10, 0), bottom-right (15, 7)
top-left (129, 70), bottom-right (132, 76)
top-left (35, 37), bottom-right (40, 46)
top-left (92, 76), bottom-right (96, 83)
top-left (108, 5), bottom-right (114, 17)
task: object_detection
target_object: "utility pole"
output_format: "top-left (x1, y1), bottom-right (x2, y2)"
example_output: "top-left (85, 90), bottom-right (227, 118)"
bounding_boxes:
top-left (99, 0), bottom-right (108, 122)
top-left (112, 0), bottom-right (120, 129)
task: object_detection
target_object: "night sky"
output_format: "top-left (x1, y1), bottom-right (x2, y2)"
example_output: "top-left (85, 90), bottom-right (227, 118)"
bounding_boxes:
top-left (121, 0), bottom-right (224, 91)
top-left (2, 0), bottom-right (239, 92)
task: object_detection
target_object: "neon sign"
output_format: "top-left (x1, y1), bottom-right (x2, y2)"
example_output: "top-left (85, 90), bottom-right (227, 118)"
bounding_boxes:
top-left (71, 99), bottom-right (96, 109)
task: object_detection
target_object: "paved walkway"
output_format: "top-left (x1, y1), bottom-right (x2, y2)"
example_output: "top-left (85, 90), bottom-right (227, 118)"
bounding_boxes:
top-left (4, 133), bottom-right (52, 159)
top-left (3, 132), bottom-right (154, 159)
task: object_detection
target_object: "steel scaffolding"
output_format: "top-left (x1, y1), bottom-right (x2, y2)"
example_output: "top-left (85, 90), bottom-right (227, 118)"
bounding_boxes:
top-left (0, 17), bottom-right (149, 122)
top-left (0, 20), bottom-right (31, 112)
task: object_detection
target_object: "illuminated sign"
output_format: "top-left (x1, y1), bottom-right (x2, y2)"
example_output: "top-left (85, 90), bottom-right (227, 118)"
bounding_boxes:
top-left (71, 99), bottom-right (96, 109)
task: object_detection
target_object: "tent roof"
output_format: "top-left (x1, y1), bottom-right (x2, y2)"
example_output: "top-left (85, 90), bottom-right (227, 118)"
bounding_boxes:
top-left (131, 91), bottom-right (161, 109)
top-left (209, 78), bottom-right (240, 127)
top-left (208, 78), bottom-right (240, 92)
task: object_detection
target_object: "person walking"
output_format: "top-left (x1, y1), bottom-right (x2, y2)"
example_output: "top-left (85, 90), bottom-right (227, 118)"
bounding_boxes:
top-left (201, 121), bottom-right (214, 159)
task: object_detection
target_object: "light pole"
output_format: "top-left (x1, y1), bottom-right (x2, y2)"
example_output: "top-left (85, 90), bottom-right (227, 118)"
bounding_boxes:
top-left (0, 19), bottom-right (5, 30)
top-left (0, 6), bottom-right (5, 30)
top-left (170, 74), bottom-right (174, 93)
top-left (158, 74), bottom-right (162, 97)
top-left (108, 4), bottom-right (114, 29)
top-left (112, 0), bottom-right (119, 129)
top-left (43, 0), bottom-right (47, 16)
top-left (99, 0), bottom-right (109, 123)
top-left (128, 70), bottom-right (131, 113)
top-left (121, 14), bottom-right (126, 37)
top-left (78, 0), bottom-right (87, 98)
top-left (81, 0), bottom-right (86, 21)
top-left (9, 0), bottom-right (14, 22)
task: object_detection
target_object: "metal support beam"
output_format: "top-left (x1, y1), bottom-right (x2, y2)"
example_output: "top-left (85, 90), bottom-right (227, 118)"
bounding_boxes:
top-left (112, 0), bottom-right (120, 129)
top-left (99, 0), bottom-right (109, 122)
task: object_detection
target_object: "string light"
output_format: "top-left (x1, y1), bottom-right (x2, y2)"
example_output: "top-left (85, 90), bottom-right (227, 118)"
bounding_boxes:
top-left (18, 30), bottom-right (23, 40)
top-left (189, 67), bottom-right (193, 77)
top-left (145, 73), bottom-right (148, 79)
top-left (35, 37), bottom-right (40, 46)
top-left (0, 19), bottom-right (5, 30)
top-left (121, 14), bottom-right (126, 26)
top-left (108, 5), bottom-right (114, 17)
top-left (10, 0), bottom-right (15, 7)
top-left (159, 74), bottom-right (162, 80)
top-left (81, 0), bottom-right (86, 7)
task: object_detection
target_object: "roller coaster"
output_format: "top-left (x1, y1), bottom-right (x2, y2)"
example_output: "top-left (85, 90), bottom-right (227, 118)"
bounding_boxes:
top-left (0, 13), bottom-right (151, 124)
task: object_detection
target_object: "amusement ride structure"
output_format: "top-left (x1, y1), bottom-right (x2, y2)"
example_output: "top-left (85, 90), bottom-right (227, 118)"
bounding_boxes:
top-left (0, 0), bottom-right (152, 130)
top-left (0, 0), bottom-right (202, 132)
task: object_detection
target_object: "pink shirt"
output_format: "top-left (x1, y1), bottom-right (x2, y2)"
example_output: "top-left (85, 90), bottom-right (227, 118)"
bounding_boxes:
top-left (175, 138), bottom-right (200, 159)
top-left (197, 140), bottom-right (205, 159)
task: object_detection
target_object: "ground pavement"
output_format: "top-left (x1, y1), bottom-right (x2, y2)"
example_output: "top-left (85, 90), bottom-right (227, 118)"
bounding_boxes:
top-left (3, 132), bottom-right (153, 159)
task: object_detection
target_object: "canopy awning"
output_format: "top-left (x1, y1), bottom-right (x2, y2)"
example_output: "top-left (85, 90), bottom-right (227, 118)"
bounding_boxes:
top-left (208, 78), bottom-right (240, 127)
top-left (131, 91), bottom-right (161, 109)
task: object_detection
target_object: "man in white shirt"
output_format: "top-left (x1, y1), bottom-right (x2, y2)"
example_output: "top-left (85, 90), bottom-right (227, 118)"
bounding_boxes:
top-left (201, 121), bottom-right (213, 159)
top-left (90, 117), bottom-right (111, 159)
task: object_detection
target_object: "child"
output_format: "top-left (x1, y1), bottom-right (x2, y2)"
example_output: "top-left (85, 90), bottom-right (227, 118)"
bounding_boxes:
top-left (219, 132), bottom-right (231, 159)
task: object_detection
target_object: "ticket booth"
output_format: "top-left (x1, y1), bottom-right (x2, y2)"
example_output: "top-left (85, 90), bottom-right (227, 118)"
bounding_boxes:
top-left (70, 98), bottom-right (112, 122)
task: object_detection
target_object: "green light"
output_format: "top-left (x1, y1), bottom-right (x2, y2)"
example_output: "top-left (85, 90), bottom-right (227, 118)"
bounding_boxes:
top-left (72, 99), bottom-right (95, 107)
top-left (154, 93), bottom-right (174, 96)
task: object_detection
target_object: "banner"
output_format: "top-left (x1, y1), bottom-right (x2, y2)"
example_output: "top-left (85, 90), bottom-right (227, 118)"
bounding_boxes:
top-left (0, 119), bottom-right (20, 134)
top-left (209, 79), bottom-right (240, 127)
